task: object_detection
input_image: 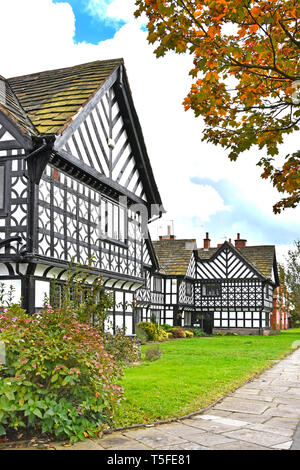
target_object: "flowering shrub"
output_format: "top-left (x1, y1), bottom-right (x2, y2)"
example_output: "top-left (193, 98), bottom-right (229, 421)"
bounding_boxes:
top-left (0, 306), bottom-right (123, 442)
top-left (158, 327), bottom-right (168, 342)
top-left (136, 322), bottom-right (168, 342)
top-left (160, 323), bottom-right (173, 332)
top-left (103, 328), bottom-right (140, 364)
top-left (184, 330), bottom-right (194, 338)
top-left (170, 328), bottom-right (186, 338)
top-left (136, 322), bottom-right (158, 341)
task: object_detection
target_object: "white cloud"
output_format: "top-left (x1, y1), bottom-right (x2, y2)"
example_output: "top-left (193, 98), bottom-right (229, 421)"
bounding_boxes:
top-left (86, 0), bottom-right (140, 25)
top-left (0, 0), bottom-right (298, 251)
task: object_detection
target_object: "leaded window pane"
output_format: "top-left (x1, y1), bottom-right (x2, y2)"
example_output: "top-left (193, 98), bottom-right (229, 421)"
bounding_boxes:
top-left (202, 283), bottom-right (221, 296)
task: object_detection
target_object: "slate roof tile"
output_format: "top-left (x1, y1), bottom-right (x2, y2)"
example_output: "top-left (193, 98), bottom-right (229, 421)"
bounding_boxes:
top-left (7, 59), bottom-right (123, 135)
top-left (153, 239), bottom-right (196, 276)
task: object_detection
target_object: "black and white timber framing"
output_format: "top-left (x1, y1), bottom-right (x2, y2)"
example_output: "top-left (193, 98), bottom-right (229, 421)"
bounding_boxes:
top-left (146, 236), bottom-right (279, 334)
top-left (0, 61), bottom-right (164, 335)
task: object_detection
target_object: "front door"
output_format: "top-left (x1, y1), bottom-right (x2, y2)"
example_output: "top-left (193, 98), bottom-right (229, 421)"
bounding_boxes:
top-left (203, 312), bottom-right (213, 334)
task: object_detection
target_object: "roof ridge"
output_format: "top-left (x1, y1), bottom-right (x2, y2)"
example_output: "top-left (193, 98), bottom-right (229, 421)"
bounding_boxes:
top-left (153, 238), bottom-right (196, 242)
top-left (7, 58), bottom-right (124, 81)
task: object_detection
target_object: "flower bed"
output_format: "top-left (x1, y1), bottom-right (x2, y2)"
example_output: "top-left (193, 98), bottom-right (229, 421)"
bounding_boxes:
top-left (135, 322), bottom-right (203, 343)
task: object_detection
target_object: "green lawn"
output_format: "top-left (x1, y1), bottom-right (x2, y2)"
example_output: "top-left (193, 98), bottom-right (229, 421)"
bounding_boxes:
top-left (114, 329), bottom-right (300, 428)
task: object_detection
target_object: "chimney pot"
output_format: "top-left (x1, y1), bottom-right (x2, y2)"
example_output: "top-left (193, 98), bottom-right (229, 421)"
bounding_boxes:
top-left (235, 233), bottom-right (247, 247)
top-left (203, 232), bottom-right (211, 250)
top-left (159, 226), bottom-right (176, 241)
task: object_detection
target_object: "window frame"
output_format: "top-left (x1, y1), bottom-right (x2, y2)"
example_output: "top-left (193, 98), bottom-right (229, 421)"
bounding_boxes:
top-left (186, 281), bottom-right (192, 296)
top-left (202, 282), bottom-right (221, 297)
top-left (100, 196), bottom-right (128, 247)
top-left (153, 276), bottom-right (163, 293)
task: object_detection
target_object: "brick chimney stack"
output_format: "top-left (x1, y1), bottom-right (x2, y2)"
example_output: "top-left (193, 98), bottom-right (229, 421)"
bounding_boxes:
top-left (234, 233), bottom-right (247, 247)
top-left (159, 225), bottom-right (176, 241)
top-left (203, 232), bottom-right (211, 250)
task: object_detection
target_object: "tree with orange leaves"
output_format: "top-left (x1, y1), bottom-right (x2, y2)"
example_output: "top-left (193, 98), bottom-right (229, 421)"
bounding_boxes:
top-left (135, 0), bottom-right (300, 213)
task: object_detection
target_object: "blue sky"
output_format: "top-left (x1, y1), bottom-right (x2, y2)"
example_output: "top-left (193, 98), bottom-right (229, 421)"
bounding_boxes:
top-left (190, 178), bottom-right (300, 247)
top-left (54, 0), bottom-right (124, 43)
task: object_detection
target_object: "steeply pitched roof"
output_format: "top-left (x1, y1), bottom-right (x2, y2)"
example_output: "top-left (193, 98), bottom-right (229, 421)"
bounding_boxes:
top-left (235, 245), bottom-right (276, 279)
top-left (0, 76), bottom-right (37, 137)
top-left (8, 59), bottom-right (123, 135)
top-left (153, 239), bottom-right (196, 276)
top-left (198, 243), bottom-right (276, 280)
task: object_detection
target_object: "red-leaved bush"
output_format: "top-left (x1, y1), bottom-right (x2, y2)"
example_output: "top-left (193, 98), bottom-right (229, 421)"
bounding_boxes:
top-left (170, 328), bottom-right (186, 339)
top-left (0, 305), bottom-right (123, 442)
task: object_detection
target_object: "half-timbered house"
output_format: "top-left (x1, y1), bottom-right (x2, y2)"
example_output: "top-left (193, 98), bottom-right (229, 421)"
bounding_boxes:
top-left (194, 233), bottom-right (279, 334)
top-left (139, 230), bottom-right (197, 327)
top-left (147, 231), bottom-right (280, 334)
top-left (0, 59), bottom-right (164, 335)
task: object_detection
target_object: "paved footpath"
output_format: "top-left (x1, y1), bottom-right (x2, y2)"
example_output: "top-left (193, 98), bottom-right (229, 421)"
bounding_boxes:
top-left (49, 348), bottom-right (300, 450)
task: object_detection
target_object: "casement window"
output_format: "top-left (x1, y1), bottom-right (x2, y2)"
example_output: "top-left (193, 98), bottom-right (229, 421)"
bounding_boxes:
top-left (153, 276), bottom-right (162, 293)
top-left (135, 308), bottom-right (142, 325)
top-left (186, 281), bottom-right (192, 296)
top-left (265, 284), bottom-right (273, 300)
top-left (0, 163), bottom-right (6, 213)
top-left (202, 283), bottom-right (221, 297)
top-left (100, 198), bottom-right (127, 244)
top-left (151, 310), bottom-right (161, 324)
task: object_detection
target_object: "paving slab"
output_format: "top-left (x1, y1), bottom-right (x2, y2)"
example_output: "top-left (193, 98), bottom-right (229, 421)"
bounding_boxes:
top-left (263, 416), bottom-right (299, 430)
top-left (291, 421), bottom-right (300, 450)
top-left (225, 412), bottom-right (270, 424)
top-left (224, 428), bottom-right (290, 447)
top-left (215, 397), bottom-right (270, 414)
top-left (124, 428), bottom-right (189, 448)
top-left (232, 391), bottom-right (274, 402)
top-left (209, 440), bottom-right (272, 451)
top-left (181, 418), bottom-right (246, 434)
top-left (262, 404), bottom-right (300, 418)
top-left (183, 432), bottom-right (235, 447)
top-left (192, 415), bottom-right (249, 427)
top-left (272, 441), bottom-right (293, 450)
top-left (157, 443), bottom-right (208, 450)
top-left (96, 434), bottom-right (134, 449)
top-left (246, 423), bottom-right (294, 438)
